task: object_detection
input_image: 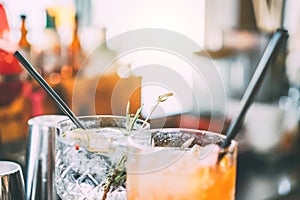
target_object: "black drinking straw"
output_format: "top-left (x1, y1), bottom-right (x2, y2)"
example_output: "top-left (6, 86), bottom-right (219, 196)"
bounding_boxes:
top-left (218, 29), bottom-right (289, 161)
top-left (14, 50), bottom-right (85, 130)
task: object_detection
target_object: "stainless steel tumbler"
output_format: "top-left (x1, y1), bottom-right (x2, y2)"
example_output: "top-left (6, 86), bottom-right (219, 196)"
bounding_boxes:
top-left (26, 115), bottom-right (67, 200)
top-left (0, 161), bottom-right (25, 200)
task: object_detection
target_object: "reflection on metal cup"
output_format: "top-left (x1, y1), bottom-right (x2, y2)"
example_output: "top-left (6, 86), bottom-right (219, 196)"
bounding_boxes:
top-left (0, 161), bottom-right (25, 200)
top-left (26, 115), bottom-right (67, 200)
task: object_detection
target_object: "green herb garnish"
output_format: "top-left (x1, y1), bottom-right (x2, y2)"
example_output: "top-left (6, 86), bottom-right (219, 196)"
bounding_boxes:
top-left (141, 92), bottom-right (173, 128)
top-left (101, 92), bottom-right (173, 199)
top-left (126, 102), bottom-right (144, 132)
top-left (101, 156), bottom-right (127, 200)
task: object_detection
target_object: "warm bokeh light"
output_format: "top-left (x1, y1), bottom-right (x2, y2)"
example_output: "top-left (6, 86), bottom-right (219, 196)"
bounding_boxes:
top-left (60, 65), bottom-right (73, 79)
top-left (48, 72), bottom-right (61, 85)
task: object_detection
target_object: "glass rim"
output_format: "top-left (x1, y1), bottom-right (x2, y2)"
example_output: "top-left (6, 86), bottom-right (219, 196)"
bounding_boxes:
top-left (133, 127), bottom-right (237, 148)
top-left (127, 128), bottom-right (237, 174)
top-left (0, 161), bottom-right (22, 176)
top-left (28, 114), bottom-right (68, 127)
top-left (55, 114), bottom-right (150, 129)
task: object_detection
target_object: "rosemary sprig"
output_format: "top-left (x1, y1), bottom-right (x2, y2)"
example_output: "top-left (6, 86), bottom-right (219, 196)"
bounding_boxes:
top-left (101, 156), bottom-right (127, 200)
top-left (101, 92), bottom-right (173, 200)
top-left (125, 101), bottom-right (131, 130)
top-left (142, 92), bottom-right (173, 127)
top-left (126, 102), bottom-right (144, 131)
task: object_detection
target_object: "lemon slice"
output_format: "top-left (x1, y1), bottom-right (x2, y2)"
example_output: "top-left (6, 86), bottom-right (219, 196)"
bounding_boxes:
top-left (63, 128), bottom-right (89, 142)
top-left (63, 128), bottom-right (120, 153)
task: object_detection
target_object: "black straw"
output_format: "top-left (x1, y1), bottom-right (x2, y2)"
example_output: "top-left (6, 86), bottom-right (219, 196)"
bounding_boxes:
top-left (218, 29), bottom-right (288, 160)
top-left (14, 50), bottom-right (85, 130)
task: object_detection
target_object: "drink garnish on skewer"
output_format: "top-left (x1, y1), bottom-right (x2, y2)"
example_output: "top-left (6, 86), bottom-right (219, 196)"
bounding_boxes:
top-left (101, 92), bottom-right (173, 200)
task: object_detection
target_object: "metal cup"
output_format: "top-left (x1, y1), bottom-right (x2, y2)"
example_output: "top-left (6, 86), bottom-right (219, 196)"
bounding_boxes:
top-left (0, 161), bottom-right (26, 200)
top-left (26, 115), bottom-right (67, 200)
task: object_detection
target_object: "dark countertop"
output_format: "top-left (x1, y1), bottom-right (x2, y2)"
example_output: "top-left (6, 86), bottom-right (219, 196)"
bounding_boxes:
top-left (236, 150), bottom-right (300, 200)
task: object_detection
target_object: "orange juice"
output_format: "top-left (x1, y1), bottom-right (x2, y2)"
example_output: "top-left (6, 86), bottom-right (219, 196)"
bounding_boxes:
top-left (126, 128), bottom-right (237, 200)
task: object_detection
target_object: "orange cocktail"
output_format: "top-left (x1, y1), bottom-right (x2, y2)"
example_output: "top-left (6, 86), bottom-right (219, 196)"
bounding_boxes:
top-left (126, 128), bottom-right (237, 200)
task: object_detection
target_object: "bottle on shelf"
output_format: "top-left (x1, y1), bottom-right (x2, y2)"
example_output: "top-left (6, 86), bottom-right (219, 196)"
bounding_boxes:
top-left (39, 10), bottom-right (61, 78)
top-left (71, 27), bottom-right (142, 116)
top-left (17, 14), bottom-right (47, 117)
top-left (18, 15), bottom-right (31, 57)
top-left (37, 9), bottom-right (70, 115)
top-left (63, 13), bottom-right (85, 79)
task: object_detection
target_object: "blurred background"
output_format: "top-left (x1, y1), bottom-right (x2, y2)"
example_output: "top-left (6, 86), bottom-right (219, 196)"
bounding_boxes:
top-left (1, 0), bottom-right (300, 199)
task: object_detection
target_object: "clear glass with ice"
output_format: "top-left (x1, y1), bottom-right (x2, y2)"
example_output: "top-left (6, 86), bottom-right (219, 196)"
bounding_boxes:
top-left (126, 128), bottom-right (237, 200)
top-left (55, 115), bottom-right (150, 200)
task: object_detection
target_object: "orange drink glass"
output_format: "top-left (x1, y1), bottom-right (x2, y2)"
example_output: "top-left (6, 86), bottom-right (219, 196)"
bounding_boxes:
top-left (126, 128), bottom-right (237, 200)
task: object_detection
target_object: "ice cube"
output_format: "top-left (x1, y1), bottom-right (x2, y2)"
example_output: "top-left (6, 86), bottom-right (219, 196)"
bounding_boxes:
top-left (191, 144), bottom-right (219, 166)
top-left (106, 186), bottom-right (126, 200)
top-left (96, 127), bottom-right (126, 139)
top-left (86, 128), bottom-right (127, 152)
top-left (87, 131), bottom-right (111, 152)
top-left (63, 128), bottom-right (89, 143)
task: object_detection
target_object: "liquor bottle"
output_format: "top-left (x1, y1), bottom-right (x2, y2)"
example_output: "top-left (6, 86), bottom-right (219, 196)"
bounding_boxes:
top-left (71, 28), bottom-right (141, 116)
top-left (18, 15), bottom-right (31, 56)
top-left (40, 10), bottom-right (61, 77)
top-left (38, 10), bottom-right (68, 115)
top-left (65, 13), bottom-right (85, 78)
top-left (17, 14), bottom-right (47, 117)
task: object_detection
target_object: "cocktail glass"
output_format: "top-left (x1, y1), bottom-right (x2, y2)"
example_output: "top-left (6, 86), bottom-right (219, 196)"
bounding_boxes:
top-left (55, 115), bottom-right (150, 200)
top-left (126, 128), bottom-right (237, 200)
